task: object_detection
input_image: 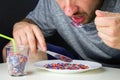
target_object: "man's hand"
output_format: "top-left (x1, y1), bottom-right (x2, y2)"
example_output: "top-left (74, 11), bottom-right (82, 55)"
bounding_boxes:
top-left (95, 10), bottom-right (120, 49)
top-left (13, 20), bottom-right (46, 53)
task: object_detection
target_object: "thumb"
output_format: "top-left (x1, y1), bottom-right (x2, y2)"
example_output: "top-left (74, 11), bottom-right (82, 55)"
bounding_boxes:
top-left (95, 10), bottom-right (119, 17)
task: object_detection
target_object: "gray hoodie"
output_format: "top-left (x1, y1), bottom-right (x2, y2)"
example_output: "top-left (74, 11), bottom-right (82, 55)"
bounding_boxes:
top-left (26, 0), bottom-right (120, 68)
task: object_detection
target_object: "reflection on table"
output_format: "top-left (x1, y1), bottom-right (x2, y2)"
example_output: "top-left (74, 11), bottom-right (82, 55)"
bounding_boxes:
top-left (0, 62), bottom-right (120, 80)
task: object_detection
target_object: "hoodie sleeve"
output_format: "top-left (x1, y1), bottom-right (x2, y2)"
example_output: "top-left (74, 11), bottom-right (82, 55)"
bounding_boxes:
top-left (26, 0), bottom-right (56, 37)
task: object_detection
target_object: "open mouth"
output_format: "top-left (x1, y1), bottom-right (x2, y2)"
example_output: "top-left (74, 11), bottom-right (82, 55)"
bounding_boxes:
top-left (72, 15), bottom-right (85, 24)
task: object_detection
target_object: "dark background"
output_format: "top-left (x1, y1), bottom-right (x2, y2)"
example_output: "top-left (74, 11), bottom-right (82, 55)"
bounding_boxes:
top-left (0, 0), bottom-right (39, 63)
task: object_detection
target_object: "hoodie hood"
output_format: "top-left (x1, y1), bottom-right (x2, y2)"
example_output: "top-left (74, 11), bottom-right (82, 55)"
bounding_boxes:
top-left (101, 0), bottom-right (120, 12)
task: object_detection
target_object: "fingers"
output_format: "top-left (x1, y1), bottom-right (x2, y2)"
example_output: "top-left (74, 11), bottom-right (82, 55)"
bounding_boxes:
top-left (20, 30), bottom-right (28, 45)
top-left (95, 10), bottom-right (113, 26)
top-left (13, 21), bottom-right (46, 53)
top-left (95, 10), bottom-right (120, 30)
top-left (13, 26), bottom-right (22, 45)
top-left (95, 10), bottom-right (120, 17)
top-left (96, 25), bottom-right (120, 38)
top-left (25, 25), bottom-right (37, 53)
top-left (32, 25), bottom-right (47, 51)
top-left (98, 32), bottom-right (120, 43)
top-left (95, 17), bottom-right (120, 28)
top-left (95, 10), bottom-right (106, 17)
top-left (95, 10), bottom-right (120, 49)
top-left (13, 23), bottom-right (30, 46)
top-left (95, 10), bottom-right (120, 26)
top-left (98, 32), bottom-right (120, 49)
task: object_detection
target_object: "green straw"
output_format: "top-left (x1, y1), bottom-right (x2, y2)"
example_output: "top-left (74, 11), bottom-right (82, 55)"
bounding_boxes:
top-left (0, 33), bottom-right (16, 52)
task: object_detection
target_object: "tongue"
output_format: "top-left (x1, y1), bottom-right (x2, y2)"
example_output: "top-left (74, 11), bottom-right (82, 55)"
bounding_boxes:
top-left (72, 16), bottom-right (85, 24)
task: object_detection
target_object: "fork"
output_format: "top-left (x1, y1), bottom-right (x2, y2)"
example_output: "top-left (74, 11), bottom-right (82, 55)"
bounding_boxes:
top-left (38, 48), bottom-right (72, 62)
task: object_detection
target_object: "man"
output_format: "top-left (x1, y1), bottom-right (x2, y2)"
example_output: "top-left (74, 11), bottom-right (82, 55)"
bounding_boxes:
top-left (12, 0), bottom-right (120, 67)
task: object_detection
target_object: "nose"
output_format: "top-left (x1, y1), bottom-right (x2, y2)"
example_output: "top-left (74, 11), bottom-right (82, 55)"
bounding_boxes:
top-left (63, 0), bottom-right (78, 17)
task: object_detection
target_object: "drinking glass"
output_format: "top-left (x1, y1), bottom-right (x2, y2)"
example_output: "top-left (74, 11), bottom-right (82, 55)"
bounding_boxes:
top-left (6, 45), bottom-right (29, 76)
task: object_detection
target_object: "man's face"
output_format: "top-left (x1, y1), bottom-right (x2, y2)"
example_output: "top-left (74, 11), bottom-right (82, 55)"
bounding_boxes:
top-left (56, 0), bottom-right (102, 24)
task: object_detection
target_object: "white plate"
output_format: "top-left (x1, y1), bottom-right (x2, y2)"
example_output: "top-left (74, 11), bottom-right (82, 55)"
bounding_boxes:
top-left (34, 60), bottom-right (102, 73)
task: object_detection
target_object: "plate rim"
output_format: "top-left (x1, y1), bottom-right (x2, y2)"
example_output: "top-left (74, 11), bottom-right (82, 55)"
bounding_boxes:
top-left (34, 60), bottom-right (102, 73)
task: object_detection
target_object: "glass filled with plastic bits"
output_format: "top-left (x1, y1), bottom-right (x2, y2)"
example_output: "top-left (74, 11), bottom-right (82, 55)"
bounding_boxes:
top-left (6, 45), bottom-right (29, 76)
